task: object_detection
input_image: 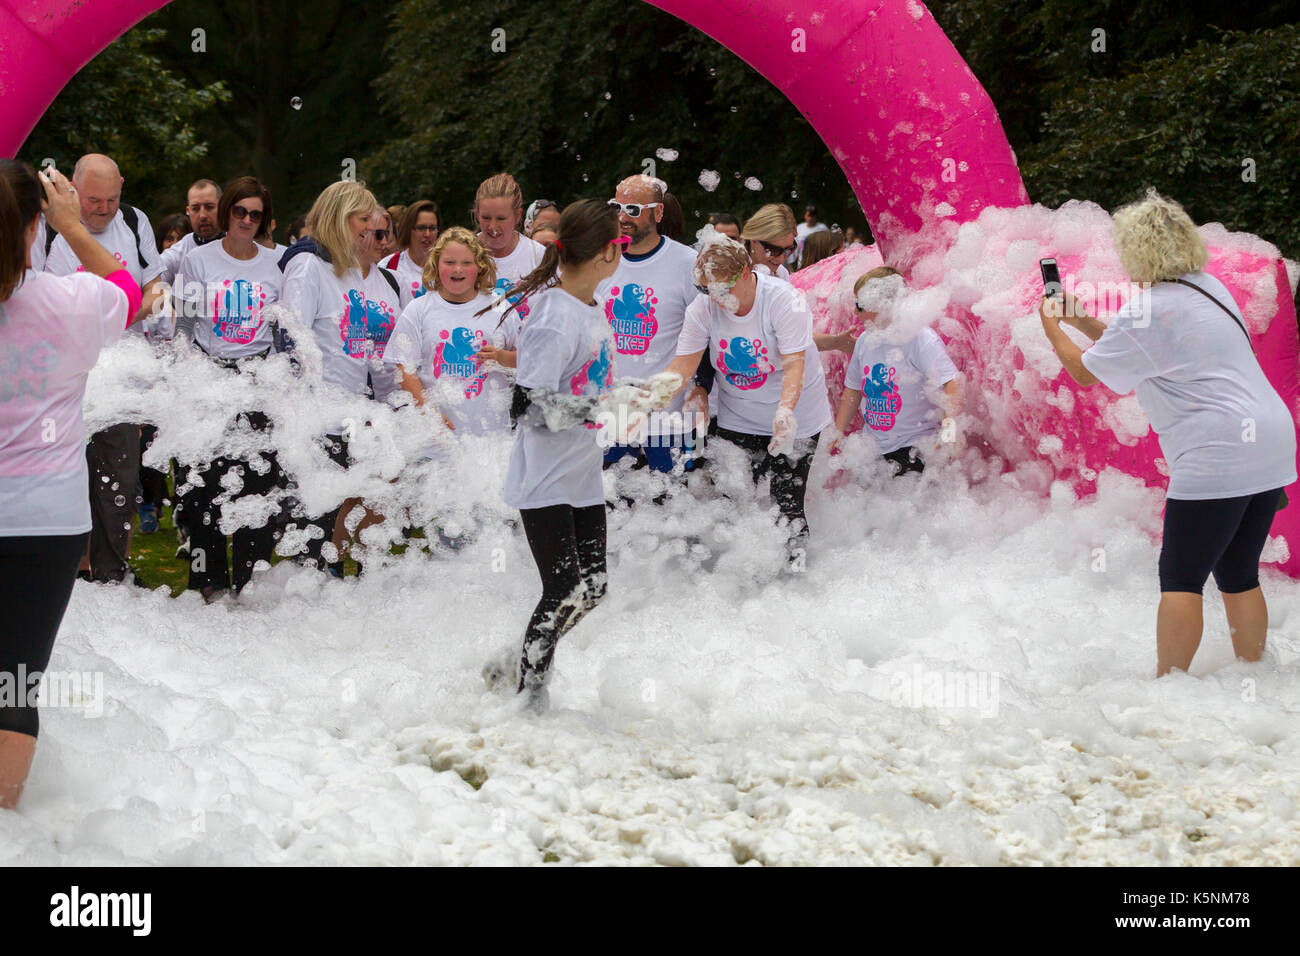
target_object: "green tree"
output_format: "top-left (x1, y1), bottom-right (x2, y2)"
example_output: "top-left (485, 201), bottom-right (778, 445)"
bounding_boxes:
top-left (22, 26), bottom-right (230, 208)
top-left (366, 0), bottom-right (860, 239)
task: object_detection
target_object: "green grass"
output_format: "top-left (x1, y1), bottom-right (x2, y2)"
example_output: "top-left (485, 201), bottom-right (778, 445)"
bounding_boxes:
top-left (128, 481), bottom-right (426, 597)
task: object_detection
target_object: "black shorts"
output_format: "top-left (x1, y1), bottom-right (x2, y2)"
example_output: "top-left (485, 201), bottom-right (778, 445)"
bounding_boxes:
top-left (1158, 489), bottom-right (1284, 594)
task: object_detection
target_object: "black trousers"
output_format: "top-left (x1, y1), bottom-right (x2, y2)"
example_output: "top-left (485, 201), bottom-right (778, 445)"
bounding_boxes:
top-left (517, 504), bottom-right (607, 692)
top-left (138, 425), bottom-right (168, 511)
top-left (186, 411), bottom-right (284, 593)
top-left (1159, 488), bottom-right (1284, 594)
top-left (713, 426), bottom-right (820, 543)
top-left (86, 423), bottom-right (140, 582)
top-left (0, 533), bottom-right (88, 737)
top-left (882, 445), bottom-right (925, 476)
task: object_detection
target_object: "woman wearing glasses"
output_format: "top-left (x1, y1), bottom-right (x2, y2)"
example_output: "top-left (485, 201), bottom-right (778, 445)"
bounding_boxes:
top-left (175, 176), bottom-right (285, 597)
top-left (387, 199), bottom-right (440, 302)
top-left (485, 199), bottom-right (658, 711)
top-left (741, 203), bottom-right (799, 281)
top-left (661, 233), bottom-right (833, 569)
top-left (474, 173), bottom-right (546, 320)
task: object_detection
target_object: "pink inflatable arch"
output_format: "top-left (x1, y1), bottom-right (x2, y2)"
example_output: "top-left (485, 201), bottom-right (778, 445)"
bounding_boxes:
top-left (3, 0), bottom-right (1298, 575)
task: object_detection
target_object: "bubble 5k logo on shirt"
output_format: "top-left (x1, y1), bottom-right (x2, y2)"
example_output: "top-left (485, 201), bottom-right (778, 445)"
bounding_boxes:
top-left (604, 282), bottom-right (659, 355)
top-left (862, 362), bottom-right (901, 430)
top-left (495, 277), bottom-right (529, 320)
top-left (717, 335), bottom-right (774, 390)
top-left (339, 290), bottom-right (396, 359)
top-left (210, 278), bottom-right (269, 345)
top-left (434, 326), bottom-right (488, 398)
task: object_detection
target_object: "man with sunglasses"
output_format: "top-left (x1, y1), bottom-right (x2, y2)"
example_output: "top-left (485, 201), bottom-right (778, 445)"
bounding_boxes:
top-left (596, 174), bottom-right (713, 479)
top-left (43, 154), bottom-right (164, 584)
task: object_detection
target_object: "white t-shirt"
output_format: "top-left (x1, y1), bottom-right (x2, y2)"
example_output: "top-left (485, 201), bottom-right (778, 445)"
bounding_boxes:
top-left (1081, 271), bottom-right (1297, 500)
top-left (795, 221), bottom-right (829, 267)
top-left (388, 249), bottom-right (430, 305)
top-left (179, 240), bottom-right (283, 359)
top-left (45, 206), bottom-right (161, 289)
top-left (488, 234), bottom-right (546, 322)
top-left (157, 231), bottom-right (197, 285)
top-left (595, 235), bottom-right (699, 436)
top-left (0, 271), bottom-right (128, 535)
top-left (754, 262), bottom-right (792, 282)
top-left (281, 253), bottom-right (402, 422)
top-left (45, 206), bottom-right (160, 338)
top-left (384, 290), bottom-right (519, 438)
top-left (845, 326), bottom-right (958, 454)
top-left (28, 216), bottom-right (48, 273)
top-left (504, 287), bottom-right (616, 509)
top-left (677, 273), bottom-right (832, 438)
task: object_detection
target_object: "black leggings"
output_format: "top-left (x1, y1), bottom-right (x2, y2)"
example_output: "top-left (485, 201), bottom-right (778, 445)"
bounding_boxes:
top-left (1159, 489), bottom-right (1284, 594)
top-left (186, 412), bottom-right (284, 593)
top-left (0, 533), bottom-right (88, 737)
top-left (713, 426), bottom-right (820, 542)
top-left (517, 504), bottom-right (607, 692)
top-left (299, 434), bottom-right (351, 570)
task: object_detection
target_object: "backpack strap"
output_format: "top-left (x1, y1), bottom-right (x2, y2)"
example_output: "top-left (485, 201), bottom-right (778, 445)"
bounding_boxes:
top-left (44, 218), bottom-right (58, 257)
top-left (378, 266), bottom-right (401, 300)
top-left (120, 205), bottom-right (149, 273)
top-left (1172, 277), bottom-right (1253, 352)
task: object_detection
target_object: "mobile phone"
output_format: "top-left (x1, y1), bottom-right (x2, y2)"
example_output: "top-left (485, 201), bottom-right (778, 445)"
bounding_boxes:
top-left (1040, 258), bottom-right (1062, 300)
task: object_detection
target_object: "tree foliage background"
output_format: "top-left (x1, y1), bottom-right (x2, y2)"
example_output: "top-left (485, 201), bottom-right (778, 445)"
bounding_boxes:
top-left (18, 0), bottom-right (1300, 260)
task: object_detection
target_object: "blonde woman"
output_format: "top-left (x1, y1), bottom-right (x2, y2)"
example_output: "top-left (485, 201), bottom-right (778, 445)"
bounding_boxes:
top-left (280, 180), bottom-right (404, 573)
top-left (474, 173), bottom-right (545, 319)
top-left (740, 203), bottom-right (798, 281)
top-left (1040, 189), bottom-right (1297, 676)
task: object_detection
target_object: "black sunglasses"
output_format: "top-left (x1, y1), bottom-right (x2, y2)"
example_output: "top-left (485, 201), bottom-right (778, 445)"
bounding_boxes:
top-left (759, 239), bottom-right (796, 257)
top-left (231, 204), bottom-right (264, 224)
top-left (371, 229), bottom-right (390, 241)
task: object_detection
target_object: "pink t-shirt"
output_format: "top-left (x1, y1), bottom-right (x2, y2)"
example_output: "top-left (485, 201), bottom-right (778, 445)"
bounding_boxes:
top-left (0, 270), bottom-right (129, 535)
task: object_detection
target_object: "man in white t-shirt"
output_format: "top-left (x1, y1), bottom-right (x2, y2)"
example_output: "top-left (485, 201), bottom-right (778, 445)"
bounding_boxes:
top-left (43, 153), bottom-right (162, 584)
top-left (597, 174), bottom-right (711, 478)
top-left (793, 204), bottom-right (829, 270)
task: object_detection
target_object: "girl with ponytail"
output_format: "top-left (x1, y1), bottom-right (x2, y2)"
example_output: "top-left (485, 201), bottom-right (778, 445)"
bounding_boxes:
top-left (484, 199), bottom-right (675, 711)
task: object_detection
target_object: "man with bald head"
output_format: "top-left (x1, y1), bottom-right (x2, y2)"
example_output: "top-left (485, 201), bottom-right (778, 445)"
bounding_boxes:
top-left (597, 173), bottom-right (712, 479)
top-left (43, 153), bottom-right (162, 584)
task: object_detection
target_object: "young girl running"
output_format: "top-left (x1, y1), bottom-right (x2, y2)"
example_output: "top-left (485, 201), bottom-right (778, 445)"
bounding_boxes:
top-left (827, 267), bottom-right (962, 474)
top-left (385, 227), bottom-right (517, 448)
top-left (0, 163), bottom-right (143, 807)
top-left (487, 199), bottom-right (652, 710)
top-left (474, 174), bottom-right (545, 321)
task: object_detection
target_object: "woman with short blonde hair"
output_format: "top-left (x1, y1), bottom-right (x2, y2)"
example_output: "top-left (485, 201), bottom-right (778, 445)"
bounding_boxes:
top-left (1040, 189), bottom-right (1296, 676)
top-left (741, 202), bottom-right (798, 280)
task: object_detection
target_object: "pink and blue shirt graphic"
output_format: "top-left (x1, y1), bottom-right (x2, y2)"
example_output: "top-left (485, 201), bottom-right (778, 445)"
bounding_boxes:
top-left (717, 336), bottom-right (776, 390)
top-left (862, 362), bottom-right (902, 430)
top-left (210, 278), bottom-right (270, 345)
top-left (433, 326), bottom-right (489, 399)
top-left (339, 289), bottom-right (396, 359)
top-left (604, 282), bottom-right (659, 355)
top-left (495, 277), bottom-right (530, 321)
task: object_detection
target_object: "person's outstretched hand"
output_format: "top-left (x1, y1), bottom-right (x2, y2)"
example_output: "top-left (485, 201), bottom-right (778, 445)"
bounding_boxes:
top-left (40, 168), bottom-right (82, 235)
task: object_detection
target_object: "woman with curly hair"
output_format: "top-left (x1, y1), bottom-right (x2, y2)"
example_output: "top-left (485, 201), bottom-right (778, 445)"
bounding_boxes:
top-left (1040, 189), bottom-right (1297, 676)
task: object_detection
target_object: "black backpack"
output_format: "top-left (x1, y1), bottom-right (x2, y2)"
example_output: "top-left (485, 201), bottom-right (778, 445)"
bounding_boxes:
top-left (44, 204), bottom-right (149, 272)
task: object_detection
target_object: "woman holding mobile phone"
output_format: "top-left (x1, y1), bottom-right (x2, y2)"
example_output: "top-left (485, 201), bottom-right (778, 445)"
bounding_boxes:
top-left (1040, 190), bottom-right (1296, 677)
top-left (0, 162), bottom-right (144, 807)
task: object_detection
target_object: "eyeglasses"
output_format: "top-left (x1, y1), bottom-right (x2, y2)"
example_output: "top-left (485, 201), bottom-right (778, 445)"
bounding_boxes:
top-left (759, 239), bottom-right (796, 258)
top-left (231, 204), bottom-right (264, 224)
top-left (413, 224), bottom-right (439, 234)
top-left (370, 229), bottom-right (390, 241)
top-left (608, 200), bottom-right (661, 218)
